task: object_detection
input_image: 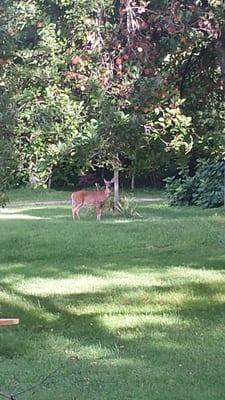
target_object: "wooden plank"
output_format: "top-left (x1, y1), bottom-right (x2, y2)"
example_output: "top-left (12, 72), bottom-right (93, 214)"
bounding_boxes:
top-left (0, 318), bottom-right (19, 326)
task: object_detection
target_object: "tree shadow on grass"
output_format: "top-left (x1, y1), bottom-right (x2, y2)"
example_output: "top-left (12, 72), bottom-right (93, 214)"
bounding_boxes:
top-left (0, 239), bottom-right (225, 282)
top-left (1, 278), bottom-right (225, 399)
top-left (1, 278), bottom-right (225, 349)
top-left (1, 204), bottom-right (225, 398)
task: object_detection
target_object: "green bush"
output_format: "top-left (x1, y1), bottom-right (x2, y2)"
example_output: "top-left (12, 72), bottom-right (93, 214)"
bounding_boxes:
top-left (117, 195), bottom-right (141, 218)
top-left (164, 168), bottom-right (195, 206)
top-left (192, 160), bottom-right (224, 208)
top-left (164, 160), bottom-right (224, 208)
top-left (0, 192), bottom-right (9, 208)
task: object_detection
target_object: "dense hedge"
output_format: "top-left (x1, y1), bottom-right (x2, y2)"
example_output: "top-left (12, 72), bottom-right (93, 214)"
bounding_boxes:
top-left (164, 160), bottom-right (224, 209)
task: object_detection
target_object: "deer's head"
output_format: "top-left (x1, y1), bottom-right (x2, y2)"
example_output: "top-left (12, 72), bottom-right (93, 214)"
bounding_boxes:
top-left (104, 178), bottom-right (114, 195)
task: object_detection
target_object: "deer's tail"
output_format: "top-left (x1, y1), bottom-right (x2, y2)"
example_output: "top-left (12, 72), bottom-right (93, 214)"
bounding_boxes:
top-left (71, 194), bottom-right (77, 207)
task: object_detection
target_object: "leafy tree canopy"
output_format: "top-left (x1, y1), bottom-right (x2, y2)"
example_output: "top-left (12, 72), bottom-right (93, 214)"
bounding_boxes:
top-left (0, 0), bottom-right (225, 198)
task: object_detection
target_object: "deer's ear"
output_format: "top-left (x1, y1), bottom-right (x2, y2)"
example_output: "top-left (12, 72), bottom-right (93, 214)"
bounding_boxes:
top-left (104, 178), bottom-right (114, 185)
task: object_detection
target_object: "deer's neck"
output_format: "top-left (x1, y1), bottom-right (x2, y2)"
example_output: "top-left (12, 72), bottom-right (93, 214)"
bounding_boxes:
top-left (104, 188), bottom-right (111, 198)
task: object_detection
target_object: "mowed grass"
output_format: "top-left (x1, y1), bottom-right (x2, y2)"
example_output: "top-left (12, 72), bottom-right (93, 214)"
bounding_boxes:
top-left (7, 188), bottom-right (71, 203)
top-left (7, 187), bottom-right (162, 204)
top-left (0, 199), bottom-right (225, 400)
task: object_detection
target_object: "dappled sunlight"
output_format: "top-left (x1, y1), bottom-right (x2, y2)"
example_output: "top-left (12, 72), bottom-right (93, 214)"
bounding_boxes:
top-left (206, 254), bottom-right (225, 264)
top-left (168, 266), bottom-right (225, 282)
top-left (15, 276), bottom-right (108, 296)
top-left (0, 290), bottom-right (57, 323)
top-left (100, 313), bottom-right (188, 336)
top-left (3, 206), bottom-right (48, 212)
top-left (105, 219), bottom-right (142, 224)
top-left (0, 211), bottom-right (51, 220)
top-left (0, 262), bottom-right (26, 272)
top-left (52, 279), bottom-right (225, 319)
top-left (1, 202), bottom-right (225, 400)
top-left (3, 266), bottom-right (224, 339)
top-left (6, 266), bottom-right (225, 300)
top-left (51, 214), bottom-right (70, 219)
top-left (0, 205), bottom-right (69, 221)
top-left (103, 216), bottom-right (177, 224)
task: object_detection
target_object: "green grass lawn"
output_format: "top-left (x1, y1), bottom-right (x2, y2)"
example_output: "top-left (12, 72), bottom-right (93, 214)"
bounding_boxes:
top-left (7, 187), bottom-right (162, 204)
top-left (1, 199), bottom-right (225, 399)
top-left (7, 188), bottom-right (71, 203)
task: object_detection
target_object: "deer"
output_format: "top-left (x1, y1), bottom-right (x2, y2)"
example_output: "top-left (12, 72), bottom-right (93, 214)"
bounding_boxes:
top-left (71, 178), bottom-right (114, 221)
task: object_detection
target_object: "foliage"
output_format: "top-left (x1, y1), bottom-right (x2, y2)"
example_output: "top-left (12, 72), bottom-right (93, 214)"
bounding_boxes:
top-left (164, 168), bottom-right (195, 206)
top-left (0, 192), bottom-right (9, 208)
top-left (77, 173), bottom-right (100, 188)
top-left (192, 160), bottom-right (224, 208)
top-left (0, 138), bottom-right (16, 207)
top-left (116, 195), bottom-right (140, 218)
top-left (1, 0), bottom-right (225, 190)
top-left (0, 0), bottom-right (86, 188)
top-left (164, 160), bottom-right (224, 208)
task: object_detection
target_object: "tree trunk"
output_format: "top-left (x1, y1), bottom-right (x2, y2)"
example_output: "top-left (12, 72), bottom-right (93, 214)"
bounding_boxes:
top-left (224, 159), bottom-right (225, 208)
top-left (48, 176), bottom-right (52, 189)
top-left (29, 173), bottom-right (37, 189)
top-left (130, 154), bottom-right (137, 191)
top-left (113, 169), bottom-right (120, 212)
top-left (131, 170), bottom-right (135, 191)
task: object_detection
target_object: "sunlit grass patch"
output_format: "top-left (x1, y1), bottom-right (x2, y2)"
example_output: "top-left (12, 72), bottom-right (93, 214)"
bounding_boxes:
top-left (0, 210), bottom-right (50, 220)
top-left (1, 202), bottom-right (225, 399)
top-left (10, 267), bottom-right (225, 296)
top-left (0, 290), bottom-right (57, 323)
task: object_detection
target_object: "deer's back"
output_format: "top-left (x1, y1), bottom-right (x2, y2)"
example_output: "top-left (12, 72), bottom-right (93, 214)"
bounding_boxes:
top-left (72, 190), bottom-right (108, 205)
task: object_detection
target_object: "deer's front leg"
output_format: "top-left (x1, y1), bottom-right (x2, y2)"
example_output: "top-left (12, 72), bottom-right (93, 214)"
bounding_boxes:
top-left (96, 204), bottom-right (103, 221)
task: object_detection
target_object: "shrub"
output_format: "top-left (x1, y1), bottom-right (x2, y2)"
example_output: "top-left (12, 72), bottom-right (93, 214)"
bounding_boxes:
top-left (164, 160), bottom-right (224, 208)
top-left (192, 160), bottom-right (224, 208)
top-left (116, 195), bottom-right (140, 218)
top-left (164, 168), bottom-right (195, 206)
top-left (0, 192), bottom-right (9, 208)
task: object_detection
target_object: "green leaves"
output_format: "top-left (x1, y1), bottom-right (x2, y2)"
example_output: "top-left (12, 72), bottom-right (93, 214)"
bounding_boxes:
top-left (165, 160), bottom-right (224, 208)
top-left (164, 171), bottom-right (195, 206)
top-left (192, 160), bottom-right (224, 208)
top-left (145, 98), bottom-right (194, 154)
top-left (0, 192), bottom-right (9, 208)
top-left (1, 0), bottom-right (225, 191)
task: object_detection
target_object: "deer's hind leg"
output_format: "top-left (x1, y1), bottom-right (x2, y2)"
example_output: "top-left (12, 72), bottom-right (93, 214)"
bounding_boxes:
top-left (72, 203), bottom-right (82, 220)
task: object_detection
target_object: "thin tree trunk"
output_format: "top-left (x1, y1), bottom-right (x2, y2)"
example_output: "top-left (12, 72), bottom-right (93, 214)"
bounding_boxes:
top-left (224, 159), bottom-right (225, 208)
top-left (29, 171), bottom-right (37, 189)
top-left (130, 154), bottom-right (137, 191)
top-left (48, 176), bottom-right (52, 189)
top-left (48, 167), bottom-right (53, 189)
top-left (113, 169), bottom-right (120, 212)
top-left (131, 170), bottom-right (135, 191)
